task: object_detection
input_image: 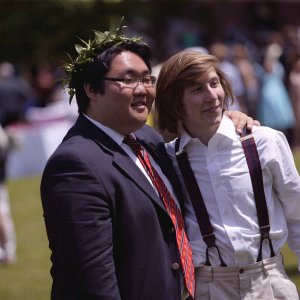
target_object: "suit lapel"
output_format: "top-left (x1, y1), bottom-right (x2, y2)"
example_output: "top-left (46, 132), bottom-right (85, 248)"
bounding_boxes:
top-left (75, 115), bottom-right (167, 212)
top-left (112, 151), bottom-right (167, 211)
top-left (142, 139), bottom-right (187, 215)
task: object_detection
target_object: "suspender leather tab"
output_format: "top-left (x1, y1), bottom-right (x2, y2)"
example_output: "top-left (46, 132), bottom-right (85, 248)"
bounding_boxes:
top-left (260, 225), bottom-right (271, 239)
top-left (202, 233), bottom-right (216, 248)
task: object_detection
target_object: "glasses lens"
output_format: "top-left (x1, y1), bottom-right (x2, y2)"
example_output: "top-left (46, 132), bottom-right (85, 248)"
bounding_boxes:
top-left (122, 76), bottom-right (156, 87)
top-left (143, 76), bottom-right (156, 87)
top-left (123, 78), bottom-right (135, 86)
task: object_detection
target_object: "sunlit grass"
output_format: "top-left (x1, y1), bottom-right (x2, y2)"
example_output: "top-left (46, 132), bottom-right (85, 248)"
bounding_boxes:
top-left (0, 176), bottom-right (51, 300)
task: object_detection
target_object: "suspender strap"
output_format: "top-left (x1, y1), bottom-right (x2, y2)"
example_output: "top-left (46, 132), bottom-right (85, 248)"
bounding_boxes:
top-left (175, 138), bottom-right (227, 267)
top-left (240, 127), bottom-right (275, 262)
top-left (175, 128), bottom-right (275, 265)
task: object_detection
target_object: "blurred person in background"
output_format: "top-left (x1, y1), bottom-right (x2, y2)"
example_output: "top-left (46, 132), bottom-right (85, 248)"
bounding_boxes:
top-left (0, 123), bottom-right (15, 264)
top-left (156, 50), bottom-right (300, 300)
top-left (289, 57), bottom-right (300, 149)
top-left (25, 66), bottom-right (78, 124)
top-left (0, 61), bottom-right (32, 264)
top-left (0, 62), bottom-right (31, 127)
top-left (255, 43), bottom-right (295, 146)
top-left (210, 42), bottom-right (247, 112)
top-left (233, 43), bottom-right (260, 119)
top-left (28, 66), bottom-right (56, 108)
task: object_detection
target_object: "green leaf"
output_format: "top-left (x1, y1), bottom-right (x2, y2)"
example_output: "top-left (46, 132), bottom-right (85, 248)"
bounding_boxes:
top-left (94, 31), bottom-right (106, 44)
top-left (77, 37), bottom-right (90, 48)
top-left (68, 89), bottom-right (75, 104)
top-left (75, 44), bottom-right (84, 54)
top-left (115, 16), bottom-right (125, 36)
top-left (65, 52), bottom-right (74, 63)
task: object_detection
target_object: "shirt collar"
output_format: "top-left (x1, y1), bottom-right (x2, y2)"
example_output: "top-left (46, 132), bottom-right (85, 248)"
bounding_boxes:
top-left (83, 114), bottom-right (125, 146)
top-left (178, 114), bottom-right (238, 152)
top-left (217, 114), bottom-right (239, 141)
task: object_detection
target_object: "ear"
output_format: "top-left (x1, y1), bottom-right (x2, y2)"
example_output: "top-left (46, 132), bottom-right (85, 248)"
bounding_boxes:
top-left (84, 83), bottom-right (97, 101)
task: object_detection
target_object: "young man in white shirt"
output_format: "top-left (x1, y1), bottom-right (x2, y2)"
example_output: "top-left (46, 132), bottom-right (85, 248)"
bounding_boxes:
top-left (156, 50), bottom-right (300, 300)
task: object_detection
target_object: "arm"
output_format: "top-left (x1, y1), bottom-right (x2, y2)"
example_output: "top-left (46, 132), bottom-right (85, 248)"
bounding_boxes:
top-left (265, 131), bottom-right (300, 271)
top-left (41, 151), bottom-right (121, 299)
top-left (224, 110), bottom-right (260, 134)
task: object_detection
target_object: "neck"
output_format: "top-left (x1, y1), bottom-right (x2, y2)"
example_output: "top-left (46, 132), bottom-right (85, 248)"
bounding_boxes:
top-left (184, 124), bottom-right (219, 145)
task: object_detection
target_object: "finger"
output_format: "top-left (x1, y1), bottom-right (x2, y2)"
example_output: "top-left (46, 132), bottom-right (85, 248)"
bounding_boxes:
top-left (236, 113), bottom-right (252, 133)
top-left (245, 117), bottom-right (254, 130)
top-left (223, 110), bottom-right (230, 116)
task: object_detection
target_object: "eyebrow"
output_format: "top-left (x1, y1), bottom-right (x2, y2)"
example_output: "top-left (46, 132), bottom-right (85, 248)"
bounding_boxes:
top-left (116, 69), bottom-right (151, 77)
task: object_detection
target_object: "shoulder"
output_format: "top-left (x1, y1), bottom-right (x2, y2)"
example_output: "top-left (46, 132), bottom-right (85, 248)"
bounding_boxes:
top-left (44, 136), bottom-right (95, 175)
top-left (251, 125), bottom-right (291, 161)
top-left (165, 139), bottom-right (177, 160)
top-left (252, 125), bottom-right (287, 147)
top-left (134, 125), bottom-right (164, 144)
top-left (44, 124), bottom-right (110, 176)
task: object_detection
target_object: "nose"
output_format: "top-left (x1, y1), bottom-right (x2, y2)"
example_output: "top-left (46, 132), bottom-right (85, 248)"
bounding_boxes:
top-left (205, 86), bottom-right (218, 100)
top-left (133, 82), bottom-right (147, 94)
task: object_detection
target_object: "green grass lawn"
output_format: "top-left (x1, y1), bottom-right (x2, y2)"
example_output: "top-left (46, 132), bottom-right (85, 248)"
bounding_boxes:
top-left (0, 176), bottom-right (51, 300)
top-left (0, 151), bottom-right (299, 299)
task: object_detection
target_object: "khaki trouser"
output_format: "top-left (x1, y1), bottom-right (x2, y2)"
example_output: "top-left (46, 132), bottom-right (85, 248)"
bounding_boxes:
top-left (195, 253), bottom-right (299, 300)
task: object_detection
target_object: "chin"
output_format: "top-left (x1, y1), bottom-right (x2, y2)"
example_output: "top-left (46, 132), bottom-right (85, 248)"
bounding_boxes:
top-left (130, 117), bottom-right (148, 130)
top-left (133, 111), bottom-right (149, 122)
top-left (210, 117), bottom-right (222, 126)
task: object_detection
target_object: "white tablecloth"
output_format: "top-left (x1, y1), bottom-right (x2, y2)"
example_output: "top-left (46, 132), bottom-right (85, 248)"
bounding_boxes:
top-left (6, 119), bottom-right (74, 180)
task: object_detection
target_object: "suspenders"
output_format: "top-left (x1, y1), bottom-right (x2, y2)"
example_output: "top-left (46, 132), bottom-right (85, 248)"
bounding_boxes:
top-left (240, 127), bottom-right (275, 262)
top-left (175, 138), bottom-right (227, 267)
top-left (175, 127), bottom-right (275, 267)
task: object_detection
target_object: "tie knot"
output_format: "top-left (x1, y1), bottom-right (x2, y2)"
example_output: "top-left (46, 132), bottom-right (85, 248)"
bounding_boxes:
top-left (123, 135), bottom-right (142, 154)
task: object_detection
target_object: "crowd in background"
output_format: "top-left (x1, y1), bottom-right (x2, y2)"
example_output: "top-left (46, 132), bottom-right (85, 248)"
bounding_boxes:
top-left (0, 61), bottom-right (76, 264)
top-left (1, 23), bottom-right (300, 151)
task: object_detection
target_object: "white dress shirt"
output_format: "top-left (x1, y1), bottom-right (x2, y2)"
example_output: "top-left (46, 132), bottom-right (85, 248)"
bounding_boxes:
top-left (166, 114), bottom-right (300, 270)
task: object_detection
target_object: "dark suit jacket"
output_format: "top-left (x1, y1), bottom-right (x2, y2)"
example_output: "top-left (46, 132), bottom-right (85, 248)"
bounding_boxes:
top-left (40, 114), bottom-right (185, 300)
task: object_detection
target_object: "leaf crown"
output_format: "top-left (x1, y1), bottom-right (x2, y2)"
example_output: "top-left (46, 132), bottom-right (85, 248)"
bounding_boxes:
top-left (63, 17), bottom-right (144, 103)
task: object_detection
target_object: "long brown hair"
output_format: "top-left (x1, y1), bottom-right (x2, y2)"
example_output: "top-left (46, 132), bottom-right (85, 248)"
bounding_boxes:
top-left (155, 50), bottom-right (234, 134)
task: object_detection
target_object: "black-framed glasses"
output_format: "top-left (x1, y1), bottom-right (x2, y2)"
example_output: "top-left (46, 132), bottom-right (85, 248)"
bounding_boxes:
top-left (103, 75), bottom-right (156, 88)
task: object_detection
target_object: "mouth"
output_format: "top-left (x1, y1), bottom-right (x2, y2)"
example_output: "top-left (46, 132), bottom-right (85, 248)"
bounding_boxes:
top-left (131, 99), bottom-right (147, 108)
top-left (131, 99), bottom-right (148, 113)
top-left (203, 104), bottom-right (221, 113)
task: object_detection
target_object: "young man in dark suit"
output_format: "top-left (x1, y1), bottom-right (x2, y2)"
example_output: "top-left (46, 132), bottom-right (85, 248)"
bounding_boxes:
top-left (40, 21), bottom-right (255, 300)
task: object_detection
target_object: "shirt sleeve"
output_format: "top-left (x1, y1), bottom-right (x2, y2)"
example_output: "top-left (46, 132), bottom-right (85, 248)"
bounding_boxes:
top-left (262, 129), bottom-right (300, 271)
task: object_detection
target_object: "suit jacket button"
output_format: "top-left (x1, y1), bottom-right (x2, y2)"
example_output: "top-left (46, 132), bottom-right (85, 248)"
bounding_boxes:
top-left (171, 262), bottom-right (180, 270)
top-left (168, 227), bottom-right (175, 234)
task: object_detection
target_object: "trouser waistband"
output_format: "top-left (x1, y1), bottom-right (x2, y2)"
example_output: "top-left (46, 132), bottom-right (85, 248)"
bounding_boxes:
top-left (195, 253), bottom-right (284, 279)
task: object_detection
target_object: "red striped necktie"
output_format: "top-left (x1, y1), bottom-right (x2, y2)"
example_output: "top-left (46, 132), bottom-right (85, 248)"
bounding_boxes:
top-left (123, 134), bottom-right (195, 298)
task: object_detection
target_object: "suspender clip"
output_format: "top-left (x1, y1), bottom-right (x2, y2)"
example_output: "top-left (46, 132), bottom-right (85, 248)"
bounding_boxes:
top-left (260, 225), bottom-right (271, 239)
top-left (175, 147), bottom-right (186, 156)
top-left (240, 134), bottom-right (254, 142)
top-left (202, 233), bottom-right (216, 247)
